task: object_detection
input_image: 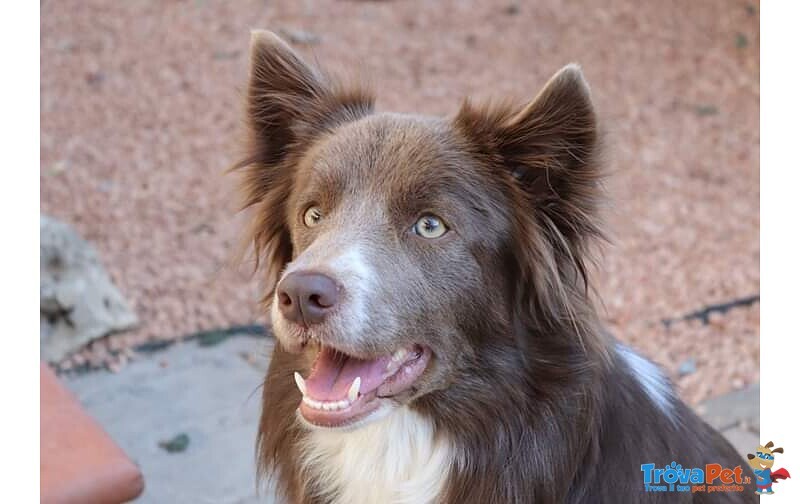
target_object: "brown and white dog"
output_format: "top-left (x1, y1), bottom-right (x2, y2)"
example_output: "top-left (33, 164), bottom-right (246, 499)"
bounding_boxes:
top-left (234, 31), bottom-right (755, 503)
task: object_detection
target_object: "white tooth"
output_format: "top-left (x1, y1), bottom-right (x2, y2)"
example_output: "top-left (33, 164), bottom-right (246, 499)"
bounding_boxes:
top-left (322, 402), bottom-right (333, 411)
top-left (337, 400), bottom-right (349, 410)
top-left (294, 372), bottom-right (307, 396)
top-left (392, 349), bottom-right (407, 362)
top-left (348, 377), bottom-right (361, 402)
top-left (302, 396), bottom-right (313, 407)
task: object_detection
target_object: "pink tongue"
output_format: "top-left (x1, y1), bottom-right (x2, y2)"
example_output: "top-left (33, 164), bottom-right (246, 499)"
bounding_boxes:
top-left (304, 347), bottom-right (392, 401)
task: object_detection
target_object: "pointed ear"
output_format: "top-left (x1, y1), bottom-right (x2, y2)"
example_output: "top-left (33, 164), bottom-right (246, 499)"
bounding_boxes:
top-left (766, 441), bottom-right (775, 449)
top-left (454, 65), bottom-right (604, 342)
top-left (455, 64), bottom-right (602, 246)
top-left (235, 31), bottom-right (373, 296)
top-left (244, 30), bottom-right (374, 167)
top-left (747, 454), bottom-right (755, 459)
top-left (771, 447), bottom-right (784, 454)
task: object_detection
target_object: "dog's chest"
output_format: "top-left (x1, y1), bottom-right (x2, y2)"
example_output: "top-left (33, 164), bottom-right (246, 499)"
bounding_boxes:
top-left (298, 408), bottom-right (453, 504)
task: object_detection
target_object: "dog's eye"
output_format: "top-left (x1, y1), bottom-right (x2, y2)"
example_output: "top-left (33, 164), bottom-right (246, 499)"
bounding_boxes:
top-left (412, 215), bottom-right (447, 239)
top-left (303, 206), bottom-right (323, 228)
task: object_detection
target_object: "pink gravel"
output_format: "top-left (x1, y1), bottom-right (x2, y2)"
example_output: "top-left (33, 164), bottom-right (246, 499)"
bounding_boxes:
top-left (41, 0), bottom-right (759, 403)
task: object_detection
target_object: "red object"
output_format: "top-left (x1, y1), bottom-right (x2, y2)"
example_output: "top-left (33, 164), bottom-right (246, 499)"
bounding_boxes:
top-left (771, 468), bottom-right (791, 482)
top-left (40, 363), bottom-right (145, 503)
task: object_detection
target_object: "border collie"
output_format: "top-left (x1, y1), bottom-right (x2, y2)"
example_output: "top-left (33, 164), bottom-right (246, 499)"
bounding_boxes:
top-left (234, 30), bottom-right (755, 503)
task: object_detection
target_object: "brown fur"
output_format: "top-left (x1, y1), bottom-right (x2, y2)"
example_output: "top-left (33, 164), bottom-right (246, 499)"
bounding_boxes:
top-left (234, 31), bottom-right (756, 503)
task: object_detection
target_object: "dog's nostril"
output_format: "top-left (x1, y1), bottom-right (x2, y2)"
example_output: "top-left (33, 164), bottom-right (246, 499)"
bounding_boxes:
top-left (308, 293), bottom-right (334, 309)
top-left (276, 271), bottom-right (340, 325)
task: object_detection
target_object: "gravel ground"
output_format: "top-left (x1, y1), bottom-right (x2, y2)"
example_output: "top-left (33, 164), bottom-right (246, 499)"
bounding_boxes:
top-left (41, 0), bottom-right (759, 403)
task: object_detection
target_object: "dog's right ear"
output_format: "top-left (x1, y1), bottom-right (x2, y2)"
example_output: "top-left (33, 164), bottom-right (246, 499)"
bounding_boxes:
top-left (234, 31), bottom-right (373, 297)
top-left (747, 454), bottom-right (755, 460)
top-left (244, 30), bottom-right (374, 166)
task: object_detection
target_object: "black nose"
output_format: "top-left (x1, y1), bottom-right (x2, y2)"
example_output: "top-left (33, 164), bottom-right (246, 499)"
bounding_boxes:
top-left (277, 272), bottom-right (340, 326)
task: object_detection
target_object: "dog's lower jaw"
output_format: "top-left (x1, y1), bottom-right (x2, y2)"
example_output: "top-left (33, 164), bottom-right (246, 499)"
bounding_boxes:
top-left (297, 405), bottom-right (454, 504)
top-left (295, 399), bottom-right (396, 433)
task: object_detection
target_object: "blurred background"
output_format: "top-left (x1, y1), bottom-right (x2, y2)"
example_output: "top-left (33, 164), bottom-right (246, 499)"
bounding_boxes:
top-left (40, 1), bottom-right (759, 502)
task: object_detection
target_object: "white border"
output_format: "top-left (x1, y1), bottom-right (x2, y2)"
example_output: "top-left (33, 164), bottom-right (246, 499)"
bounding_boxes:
top-left (16, 1), bottom-right (796, 501)
top-left (761, 2), bottom-right (799, 501)
top-left (0, 1), bottom-right (40, 500)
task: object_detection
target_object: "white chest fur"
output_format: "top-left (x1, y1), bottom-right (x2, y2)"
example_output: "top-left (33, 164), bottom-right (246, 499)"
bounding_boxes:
top-left (298, 407), bottom-right (453, 504)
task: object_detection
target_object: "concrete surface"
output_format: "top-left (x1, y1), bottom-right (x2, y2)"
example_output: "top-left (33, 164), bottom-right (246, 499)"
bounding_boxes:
top-left (62, 335), bottom-right (759, 503)
top-left (63, 333), bottom-right (275, 504)
top-left (695, 383), bottom-right (760, 456)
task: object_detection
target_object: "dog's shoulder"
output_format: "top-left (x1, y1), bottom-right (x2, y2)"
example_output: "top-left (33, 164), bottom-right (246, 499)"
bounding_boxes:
top-left (567, 343), bottom-right (757, 502)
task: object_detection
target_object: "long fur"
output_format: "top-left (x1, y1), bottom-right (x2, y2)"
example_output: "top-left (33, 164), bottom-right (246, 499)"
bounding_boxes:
top-left (235, 32), bottom-right (757, 503)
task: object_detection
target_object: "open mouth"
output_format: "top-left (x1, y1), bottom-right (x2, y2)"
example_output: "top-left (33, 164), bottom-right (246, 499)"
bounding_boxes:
top-left (294, 344), bottom-right (431, 428)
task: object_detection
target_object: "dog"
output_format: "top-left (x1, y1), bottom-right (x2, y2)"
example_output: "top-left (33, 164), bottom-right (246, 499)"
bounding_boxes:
top-left (234, 30), bottom-right (756, 503)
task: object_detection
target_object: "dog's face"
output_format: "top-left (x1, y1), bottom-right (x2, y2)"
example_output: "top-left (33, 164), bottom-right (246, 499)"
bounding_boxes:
top-left (239, 31), bottom-right (602, 430)
top-left (270, 114), bottom-right (511, 427)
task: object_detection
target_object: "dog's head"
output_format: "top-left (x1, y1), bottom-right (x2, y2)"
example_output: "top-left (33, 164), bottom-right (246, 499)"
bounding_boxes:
top-left (237, 31), bottom-right (606, 430)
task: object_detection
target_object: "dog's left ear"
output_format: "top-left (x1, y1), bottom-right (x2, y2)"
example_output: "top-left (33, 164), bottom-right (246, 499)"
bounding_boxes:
top-left (455, 64), bottom-right (602, 247)
top-left (454, 65), bottom-right (603, 340)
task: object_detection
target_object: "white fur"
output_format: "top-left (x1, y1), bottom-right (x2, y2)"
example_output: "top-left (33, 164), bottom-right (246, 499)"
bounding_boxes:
top-left (616, 344), bottom-right (675, 419)
top-left (298, 406), bottom-right (453, 504)
top-left (271, 244), bottom-right (376, 345)
top-left (326, 245), bottom-right (374, 338)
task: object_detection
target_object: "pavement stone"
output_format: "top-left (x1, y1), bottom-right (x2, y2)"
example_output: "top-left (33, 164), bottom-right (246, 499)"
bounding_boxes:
top-left (720, 427), bottom-right (760, 459)
top-left (62, 333), bottom-right (276, 504)
top-left (695, 383), bottom-right (760, 432)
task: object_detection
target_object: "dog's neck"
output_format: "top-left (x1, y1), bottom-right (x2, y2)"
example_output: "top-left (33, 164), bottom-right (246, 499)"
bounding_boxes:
top-left (298, 406), bottom-right (454, 504)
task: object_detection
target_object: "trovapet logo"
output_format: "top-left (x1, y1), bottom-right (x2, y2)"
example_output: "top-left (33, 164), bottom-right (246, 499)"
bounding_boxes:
top-left (640, 461), bottom-right (751, 494)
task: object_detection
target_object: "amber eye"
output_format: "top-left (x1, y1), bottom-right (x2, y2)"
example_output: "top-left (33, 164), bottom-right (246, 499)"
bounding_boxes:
top-left (412, 215), bottom-right (447, 239)
top-left (303, 206), bottom-right (323, 228)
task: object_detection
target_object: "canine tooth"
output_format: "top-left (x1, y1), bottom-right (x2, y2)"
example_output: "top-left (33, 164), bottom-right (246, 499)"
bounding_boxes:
top-left (294, 372), bottom-right (307, 396)
top-left (348, 377), bottom-right (361, 402)
top-left (392, 349), bottom-right (408, 362)
top-left (337, 400), bottom-right (349, 409)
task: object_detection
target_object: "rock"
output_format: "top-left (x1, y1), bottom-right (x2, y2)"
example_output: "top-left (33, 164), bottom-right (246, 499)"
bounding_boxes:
top-left (40, 215), bottom-right (138, 362)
